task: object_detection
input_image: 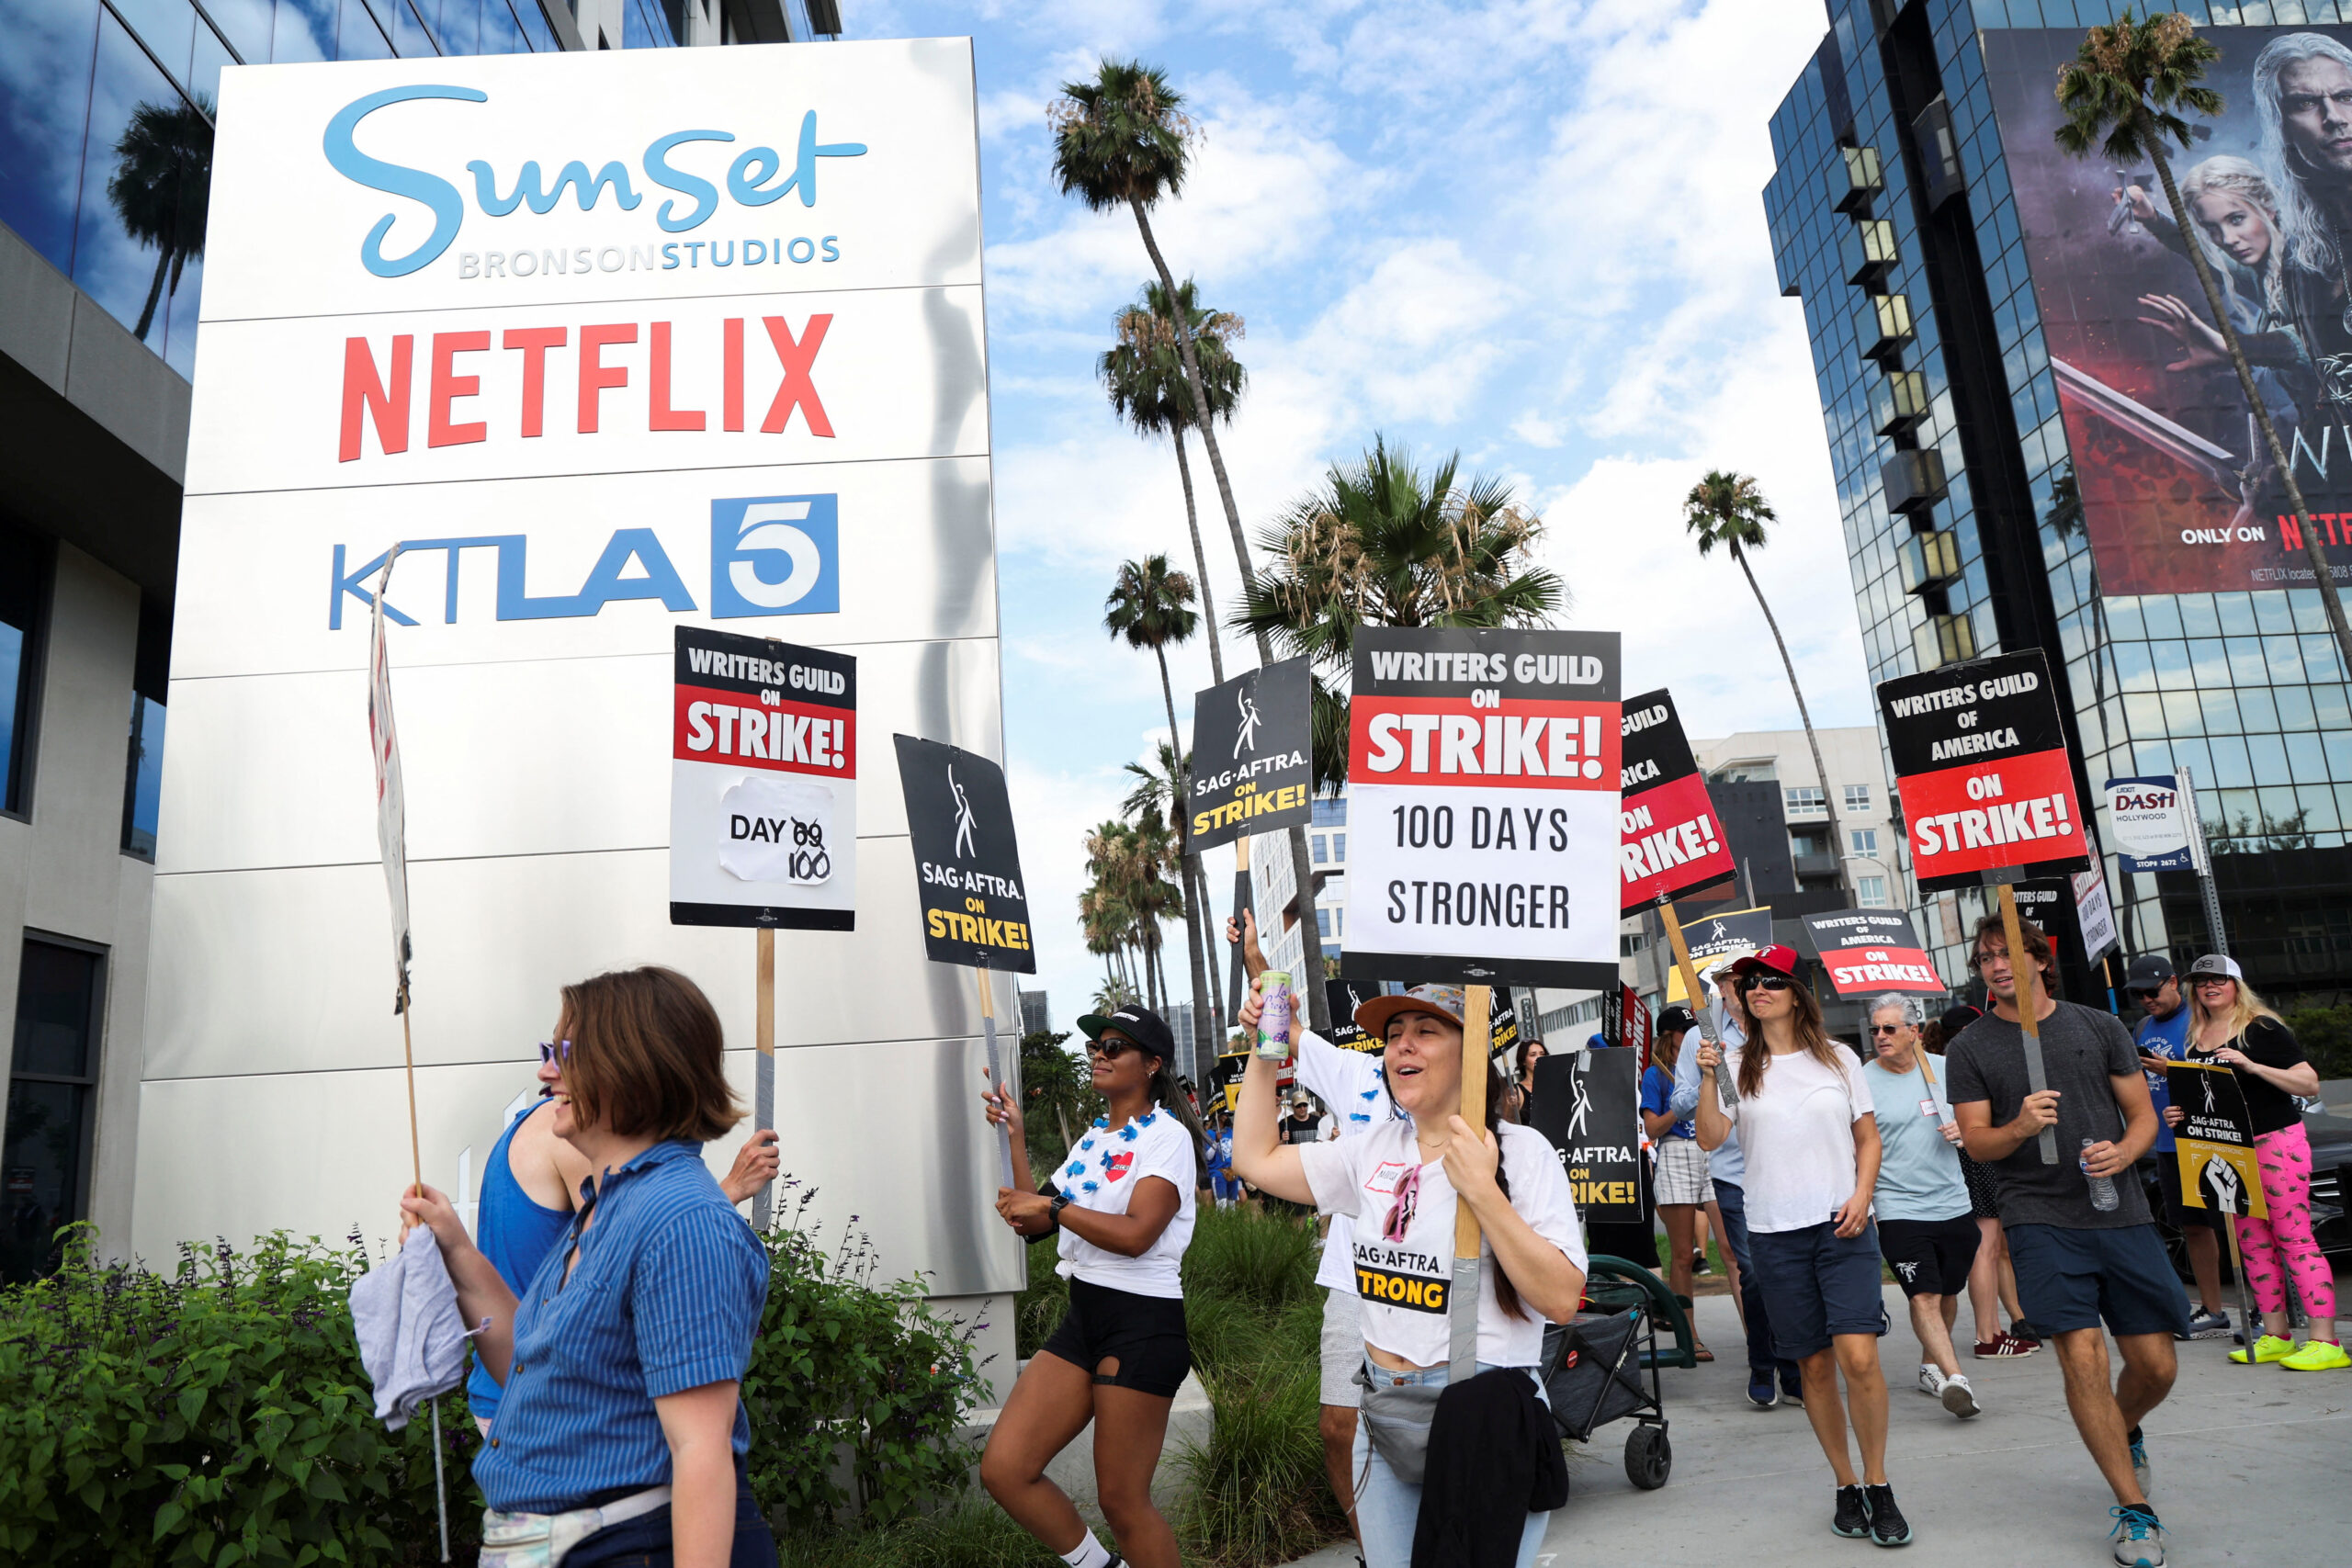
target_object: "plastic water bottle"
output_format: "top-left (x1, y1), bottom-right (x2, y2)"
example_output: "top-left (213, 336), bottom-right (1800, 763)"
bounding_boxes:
top-left (2081, 1138), bottom-right (2120, 1213)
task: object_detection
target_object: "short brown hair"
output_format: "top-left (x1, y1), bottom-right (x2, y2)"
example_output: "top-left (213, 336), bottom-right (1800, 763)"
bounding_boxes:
top-left (1970, 913), bottom-right (2059, 990)
top-left (558, 966), bottom-right (743, 1143)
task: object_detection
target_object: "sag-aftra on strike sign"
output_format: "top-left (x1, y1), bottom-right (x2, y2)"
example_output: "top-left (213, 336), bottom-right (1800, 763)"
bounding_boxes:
top-left (1343, 626), bottom-right (1621, 989)
top-left (1877, 649), bottom-right (2090, 892)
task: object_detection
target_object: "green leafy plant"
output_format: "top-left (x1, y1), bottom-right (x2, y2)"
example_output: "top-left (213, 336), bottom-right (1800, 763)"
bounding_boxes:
top-left (743, 1189), bottom-right (990, 1532)
top-left (2285, 1004), bottom-right (2352, 1081)
top-left (0, 1225), bottom-right (474, 1565)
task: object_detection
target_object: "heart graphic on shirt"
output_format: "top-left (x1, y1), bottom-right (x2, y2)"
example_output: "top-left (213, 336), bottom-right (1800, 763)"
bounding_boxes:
top-left (1102, 1152), bottom-right (1136, 1182)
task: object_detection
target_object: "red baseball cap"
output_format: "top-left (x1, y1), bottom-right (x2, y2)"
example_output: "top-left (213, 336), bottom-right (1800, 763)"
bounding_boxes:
top-left (1728, 944), bottom-right (1802, 981)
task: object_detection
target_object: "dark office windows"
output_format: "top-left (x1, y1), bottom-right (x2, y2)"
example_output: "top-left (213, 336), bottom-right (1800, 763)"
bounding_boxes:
top-left (0, 523), bottom-right (51, 818)
top-left (2, 939), bottom-right (106, 1285)
top-left (121, 596), bottom-right (170, 859)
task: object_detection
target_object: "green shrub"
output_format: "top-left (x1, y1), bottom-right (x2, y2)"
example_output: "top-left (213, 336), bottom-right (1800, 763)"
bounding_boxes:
top-left (2286, 1004), bottom-right (2352, 1080)
top-left (1180, 1203), bottom-right (1319, 1312)
top-left (744, 1190), bottom-right (989, 1532)
top-left (1014, 1228), bottom-right (1068, 1361)
top-left (0, 1226), bottom-right (473, 1566)
top-left (775, 1498), bottom-right (1057, 1567)
top-left (1173, 1281), bottom-right (1343, 1566)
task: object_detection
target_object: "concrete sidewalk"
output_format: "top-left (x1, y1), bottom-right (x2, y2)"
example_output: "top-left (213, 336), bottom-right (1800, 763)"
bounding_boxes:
top-left (1286, 1284), bottom-right (2352, 1567)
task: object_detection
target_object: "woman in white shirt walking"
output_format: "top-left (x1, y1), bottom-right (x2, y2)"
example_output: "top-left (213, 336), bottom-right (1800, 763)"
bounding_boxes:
top-left (1230, 981), bottom-right (1587, 1568)
top-left (1695, 946), bottom-right (1909, 1548)
top-left (978, 1004), bottom-right (1206, 1568)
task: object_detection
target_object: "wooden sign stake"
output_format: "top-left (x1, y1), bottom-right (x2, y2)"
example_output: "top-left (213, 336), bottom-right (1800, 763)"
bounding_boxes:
top-left (752, 928), bottom-right (775, 1230)
top-left (1657, 900), bottom-right (1738, 1108)
top-left (1449, 983), bottom-right (1492, 1369)
top-left (1996, 880), bottom-right (2058, 1165)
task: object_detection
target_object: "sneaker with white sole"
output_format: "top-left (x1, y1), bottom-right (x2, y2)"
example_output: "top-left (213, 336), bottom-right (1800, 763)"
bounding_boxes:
top-left (1916, 1363), bottom-right (1945, 1397)
top-left (1939, 1372), bottom-right (1979, 1418)
top-left (2178, 1307), bottom-right (2231, 1340)
top-left (2109, 1505), bottom-right (2165, 1566)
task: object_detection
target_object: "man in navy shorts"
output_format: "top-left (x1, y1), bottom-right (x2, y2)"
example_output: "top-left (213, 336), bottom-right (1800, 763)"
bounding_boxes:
top-left (1947, 914), bottom-right (2186, 1568)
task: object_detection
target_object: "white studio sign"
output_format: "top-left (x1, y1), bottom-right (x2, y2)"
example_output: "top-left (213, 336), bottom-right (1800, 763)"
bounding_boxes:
top-left (2102, 774), bottom-right (2195, 874)
top-left (139, 39), bottom-right (1005, 1275)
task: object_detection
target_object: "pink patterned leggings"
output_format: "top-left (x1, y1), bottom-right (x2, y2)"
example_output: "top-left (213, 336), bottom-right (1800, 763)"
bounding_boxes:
top-left (2233, 1122), bottom-right (2335, 1323)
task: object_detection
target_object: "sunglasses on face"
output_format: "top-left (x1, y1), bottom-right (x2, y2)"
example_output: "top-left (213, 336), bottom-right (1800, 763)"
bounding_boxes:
top-left (1087, 1034), bottom-right (1139, 1060)
top-left (2193, 976), bottom-right (2234, 989)
top-left (538, 1039), bottom-right (572, 1066)
top-left (1870, 1023), bottom-right (1904, 1036)
top-left (1745, 975), bottom-right (1792, 993)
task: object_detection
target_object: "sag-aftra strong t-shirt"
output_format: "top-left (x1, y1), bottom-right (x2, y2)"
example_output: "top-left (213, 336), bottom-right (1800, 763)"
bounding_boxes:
top-left (1298, 1119), bottom-right (1584, 1368)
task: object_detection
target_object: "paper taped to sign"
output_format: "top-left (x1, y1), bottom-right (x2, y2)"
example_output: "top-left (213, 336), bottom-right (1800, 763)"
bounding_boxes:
top-left (718, 773), bottom-right (836, 885)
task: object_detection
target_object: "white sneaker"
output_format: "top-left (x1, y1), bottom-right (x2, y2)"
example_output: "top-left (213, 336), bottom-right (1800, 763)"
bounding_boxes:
top-left (1917, 1363), bottom-right (1945, 1396)
top-left (1940, 1371), bottom-right (1979, 1417)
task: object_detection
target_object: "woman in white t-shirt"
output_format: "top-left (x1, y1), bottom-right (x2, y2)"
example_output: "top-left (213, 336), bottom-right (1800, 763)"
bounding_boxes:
top-left (1231, 980), bottom-right (1587, 1568)
top-left (1694, 945), bottom-right (1909, 1548)
top-left (978, 1004), bottom-right (1205, 1568)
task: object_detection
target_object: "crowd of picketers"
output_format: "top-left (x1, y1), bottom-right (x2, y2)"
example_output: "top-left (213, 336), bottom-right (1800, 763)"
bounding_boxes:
top-left (382, 905), bottom-right (2334, 1568)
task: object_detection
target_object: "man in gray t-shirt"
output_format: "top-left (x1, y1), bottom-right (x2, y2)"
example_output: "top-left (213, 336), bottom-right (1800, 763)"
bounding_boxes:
top-left (1944, 914), bottom-right (2184, 1559)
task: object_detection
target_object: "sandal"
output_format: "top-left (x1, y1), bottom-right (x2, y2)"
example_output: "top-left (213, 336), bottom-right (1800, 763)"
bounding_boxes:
top-left (1692, 1342), bottom-right (1714, 1362)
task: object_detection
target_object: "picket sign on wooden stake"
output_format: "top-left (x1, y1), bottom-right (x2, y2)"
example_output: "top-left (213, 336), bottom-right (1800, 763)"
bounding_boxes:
top-left (978, 964), bottom-right (1013, 1190)
top-left (1657, 901), bottom-right (1740, 1111)
top-left (753, 929), bottom-right (775, 1232)
top-left (1993, 877), bottom-right (2059, 1165)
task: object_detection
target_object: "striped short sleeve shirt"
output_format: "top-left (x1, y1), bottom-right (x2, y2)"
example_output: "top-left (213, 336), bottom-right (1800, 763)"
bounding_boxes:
top-left (473, 1139), bottom-right (770, 1516)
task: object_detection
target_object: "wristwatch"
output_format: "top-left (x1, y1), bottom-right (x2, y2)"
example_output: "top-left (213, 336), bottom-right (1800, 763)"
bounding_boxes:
top-left (1048, 1193), bottom-right (1072, 1220)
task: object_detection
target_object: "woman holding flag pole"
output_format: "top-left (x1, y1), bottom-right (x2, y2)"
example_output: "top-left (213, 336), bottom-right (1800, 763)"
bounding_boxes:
top-left (1229, 976), bottom-right (1586, 1568)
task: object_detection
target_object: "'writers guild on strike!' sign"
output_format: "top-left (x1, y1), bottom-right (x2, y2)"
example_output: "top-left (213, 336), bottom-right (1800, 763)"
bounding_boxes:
top-left (670, 625), bottom-right (856, 930)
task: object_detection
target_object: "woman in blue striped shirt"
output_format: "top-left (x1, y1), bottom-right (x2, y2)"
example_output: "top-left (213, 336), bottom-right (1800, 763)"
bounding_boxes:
top-left (401, 966), bottom-right (775, 1567)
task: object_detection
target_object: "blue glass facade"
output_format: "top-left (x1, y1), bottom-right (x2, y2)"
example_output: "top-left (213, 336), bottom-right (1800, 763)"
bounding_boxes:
top-left (1769, 0), bottom-right (2352, 1000)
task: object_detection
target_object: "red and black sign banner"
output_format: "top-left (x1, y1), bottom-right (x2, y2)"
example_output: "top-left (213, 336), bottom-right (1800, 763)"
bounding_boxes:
top-left (1877, 649), bottom-right (2089, 893)
top-left (1802, 909), bottom-right (1947, 997)
top-left (1617, 687), bottom-right (1735, 912)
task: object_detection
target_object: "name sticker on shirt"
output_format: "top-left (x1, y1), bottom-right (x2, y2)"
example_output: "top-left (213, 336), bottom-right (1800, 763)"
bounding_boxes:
top-left (1919, 1099), bottom-right (1939, 1118)
top-left (1353, 1241), bottom-right (1449, 1314)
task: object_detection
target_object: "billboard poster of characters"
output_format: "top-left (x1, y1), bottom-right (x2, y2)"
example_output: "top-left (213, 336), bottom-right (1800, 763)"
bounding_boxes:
top-left (1983, 25), bottom-right (2352, 595)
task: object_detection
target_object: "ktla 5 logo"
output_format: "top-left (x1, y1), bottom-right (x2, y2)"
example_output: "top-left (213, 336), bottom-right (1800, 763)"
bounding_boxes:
top-left (713, 494), bottom-right (837, 618)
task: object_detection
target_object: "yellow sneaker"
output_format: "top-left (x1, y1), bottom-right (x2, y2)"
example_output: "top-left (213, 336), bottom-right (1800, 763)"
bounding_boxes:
top-left (2229, 1333), bottom-right (2295, 1364)
top-left (2280, 1339), bottom-right (2352, 1371)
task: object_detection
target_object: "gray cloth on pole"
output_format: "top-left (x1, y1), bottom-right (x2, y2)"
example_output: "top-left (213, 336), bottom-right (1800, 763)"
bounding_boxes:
top-left (351, 1225), bottom-right (475, 1430)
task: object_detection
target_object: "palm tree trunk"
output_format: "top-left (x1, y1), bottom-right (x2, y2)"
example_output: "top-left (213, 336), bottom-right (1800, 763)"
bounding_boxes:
top-left (1172, 432), bottom-right (1225, 686)
top-left (1130, 203), bottom-right (1331, 1029)
top-left (1732, 542), bottom-right (1854, 905)
top-left (2143, 128), bottom-right (2352, 676)
top-left (1154, 646), bottom-right (1217, 1074)
top-left (133, 250), bottom-right (171, 341)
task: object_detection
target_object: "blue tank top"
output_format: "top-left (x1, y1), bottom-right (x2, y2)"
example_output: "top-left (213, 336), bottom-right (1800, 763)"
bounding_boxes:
top-left (467, 1098), bottom-right (573, 1422)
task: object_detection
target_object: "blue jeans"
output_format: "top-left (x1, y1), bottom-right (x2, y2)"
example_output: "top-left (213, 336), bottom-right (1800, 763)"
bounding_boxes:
top-left (1712, 1179), bottom-right (1798, 1382)
top-left (1351, 1359), bottom-right (1550, 1568)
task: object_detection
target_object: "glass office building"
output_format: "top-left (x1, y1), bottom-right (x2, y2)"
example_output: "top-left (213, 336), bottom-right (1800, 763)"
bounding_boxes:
top-left (0, 0), bottom-right (836, 1280)
top-left (1767, 0), bottom-right (2352, 1004)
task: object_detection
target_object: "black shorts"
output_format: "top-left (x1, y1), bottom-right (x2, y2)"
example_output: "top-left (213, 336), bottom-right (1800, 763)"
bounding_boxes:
top-left (1876, 1214), bottom-right (1982, 1298)
top-left (1040, 1276), bottom-right (1192, 1398)
top-left (2155, 1156), bottom-right (2220, 1231)
top-left (2006, 1223), bottom-right (2191, 1339)
top-left (1747, 1220), bottom-right (1888, 1361)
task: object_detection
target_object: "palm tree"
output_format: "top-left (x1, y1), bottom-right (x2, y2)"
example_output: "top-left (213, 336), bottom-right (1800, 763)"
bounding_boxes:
top-left (1239, 437), bottom-right (1566, 790)
top-left (1683, 471), bottom-right (1852, 904)
top-left (1051, 59), bottom-right (1332, 1025)
top-left (2055, 8), bottom-right (2352, 673)
top-left (1104, 556), bottom-right (1216, 1062)
top-left (107, 94), bottom-right (214, 344)
top-left (1101, 279), bottom-right (1248, 686)
top-left (1125, 739), bottom-right (1226, 1030)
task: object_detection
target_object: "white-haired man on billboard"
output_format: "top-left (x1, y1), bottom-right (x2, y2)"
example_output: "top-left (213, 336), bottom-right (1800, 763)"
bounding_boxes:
top-left (2254, 30), bottom-right (2352, 403)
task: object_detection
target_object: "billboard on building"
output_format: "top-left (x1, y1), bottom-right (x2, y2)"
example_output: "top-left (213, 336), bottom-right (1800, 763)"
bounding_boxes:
top-left (1983, 25), bottom-right (2352, 596)
top-left (141, 41), bottom-right (1017, 1295)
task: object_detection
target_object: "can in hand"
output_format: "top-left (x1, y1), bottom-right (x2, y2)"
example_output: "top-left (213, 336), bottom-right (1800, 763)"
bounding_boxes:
top-left (1256, 971), bottom-right (1295, 1059)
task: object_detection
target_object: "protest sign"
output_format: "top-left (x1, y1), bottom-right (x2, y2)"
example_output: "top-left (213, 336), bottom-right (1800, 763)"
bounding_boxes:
top-left (1618, 688), bottom-right (1736, 909)
top-left (1528, 1049), bottom-right (1643, 1224)
top-left (1803, 909), bottom-right (1947, 997)
top-left (1189, 658), bottom-right (1315, 851)
top-left (1878, 649), bottom-right (2090, 892)
top-left (894, 735), bottom-right (1032, 1190)
top-left (1662, 906), bottom-right (1774, 1004)
top-left (1325, 976), bottom-right (1518, 1058)
top-left (1601, 986), bottom-right (1653, 1064)
top-left (2167, 1061), bottom-right (2267, 1220)
top-left (2074, 865), bottom-right (2120, 965)
top-left (1342, 626), bottom-right (1622, 988)
top-left (671, 626), bottom-right (858, 930)
top-left (2105, 775), bottom-right (2196, 873)
top-left (1879, 649), bottom-right (2087, 1162)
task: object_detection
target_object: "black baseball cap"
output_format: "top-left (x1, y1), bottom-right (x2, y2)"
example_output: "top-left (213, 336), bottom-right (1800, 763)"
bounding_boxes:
top-left (1656, 1005), bottom-right (1698, 1035)
top-left (1939, 1003), bottom-right (1983, 1036)
top-left (1076, 1005), bottom-right (1177, 1063)
top-left (2124, 953), bottom-right (2177, 994)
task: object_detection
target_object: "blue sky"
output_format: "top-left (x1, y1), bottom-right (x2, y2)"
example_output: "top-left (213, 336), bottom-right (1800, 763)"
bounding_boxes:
top-left (863, 0), bottom-right (1869, 1028)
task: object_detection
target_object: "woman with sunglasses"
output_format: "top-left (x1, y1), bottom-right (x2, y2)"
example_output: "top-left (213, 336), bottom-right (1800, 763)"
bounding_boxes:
top-left (1695, 946), bottom-right (1909, 1548)
top-left (398, 966), bottom-right (777, 1567)
top-left (2179, 955), bottom-right (2342, 1371)
top-left (1229, 980), bottom-right (1587, 1568)
top-left (978, 1004), bottom-right (1207, 1568)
